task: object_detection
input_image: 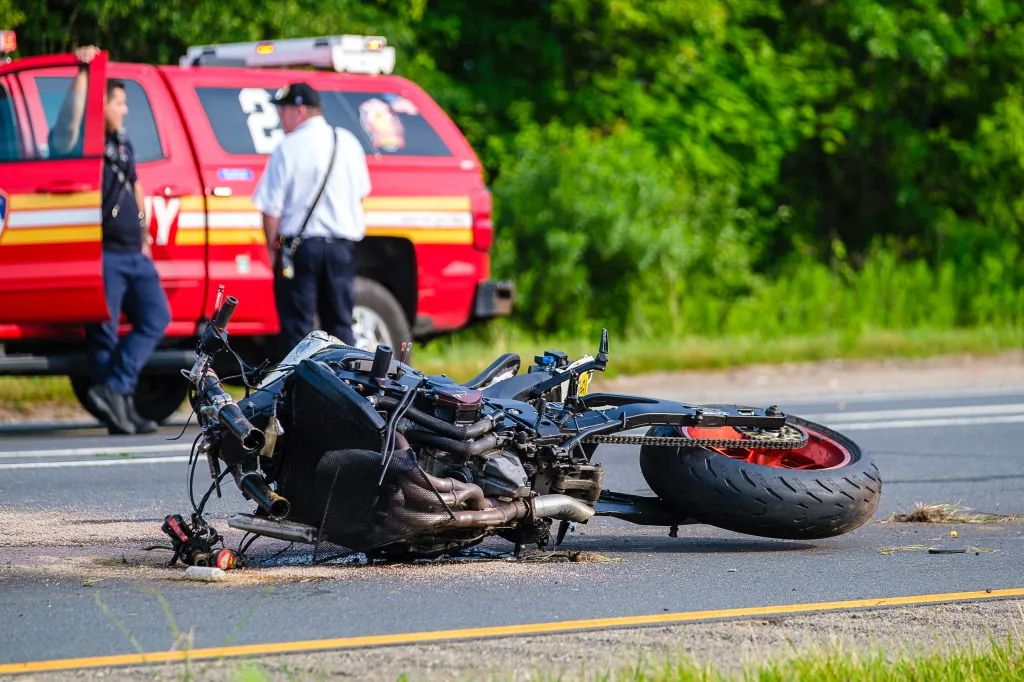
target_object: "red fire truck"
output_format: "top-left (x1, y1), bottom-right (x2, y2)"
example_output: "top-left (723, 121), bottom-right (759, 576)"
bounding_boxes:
top-left (0, 33), bottom-right (512, 421)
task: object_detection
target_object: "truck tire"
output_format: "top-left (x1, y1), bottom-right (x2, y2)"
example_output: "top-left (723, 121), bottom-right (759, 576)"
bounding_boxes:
top-left (353, 277), bottom-right (412, 354)
top-left (70, 374), bottom-right (188, 425)
top-left (639, 411), bottom-right (881, 540)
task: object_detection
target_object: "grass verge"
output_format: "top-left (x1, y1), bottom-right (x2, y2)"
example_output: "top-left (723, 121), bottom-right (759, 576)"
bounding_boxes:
top-left (416, 324), bottom-right (1023, 381)
top-left (1, 325), bottom-right (1020, 410)
top-left (217, 636), bottom-right (1024, 681)
top-left (613, 637), bottom-right (1024, 682)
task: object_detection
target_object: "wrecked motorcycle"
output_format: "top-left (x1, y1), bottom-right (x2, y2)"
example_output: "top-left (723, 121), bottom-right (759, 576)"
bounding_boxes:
top-left (162, 293), bottom-right (882, 566)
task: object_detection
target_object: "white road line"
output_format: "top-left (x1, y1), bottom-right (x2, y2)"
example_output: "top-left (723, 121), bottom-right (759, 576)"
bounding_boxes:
top-left (825, 414), bottom-right (1024, 431)
top-left (0, 456), bottom-right (191, 470)
top-left (0, 444), bottom-right (190, 459)
top-left (804, 403), bottom-right (1024, 423)
top-left (2, 402), bottom-right (1021, 466)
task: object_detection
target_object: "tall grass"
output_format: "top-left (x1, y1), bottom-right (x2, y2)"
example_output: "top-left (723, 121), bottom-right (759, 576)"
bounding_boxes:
top-left (526, 636), bottom-right (1024, 681)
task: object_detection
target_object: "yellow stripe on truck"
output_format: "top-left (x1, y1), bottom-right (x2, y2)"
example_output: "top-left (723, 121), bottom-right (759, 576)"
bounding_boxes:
top-left (0, 226), bottom-right (102, 245)
top-left (367, 227), bottom-right (473, 245)
top-left (205, 196), bottom-right (256, 212)
top-left (177, 229), bottom-right (266, 246)
top-left (364, 196), bottom-right (471, 211)
top-left (179, 196), bottom-right (206, 211)
top-left (180, 227), bottom-right (471, 246)
top-left (206, 195), bottom-right (472, 212)
top-left (9, 191), bottom-right (102, 211)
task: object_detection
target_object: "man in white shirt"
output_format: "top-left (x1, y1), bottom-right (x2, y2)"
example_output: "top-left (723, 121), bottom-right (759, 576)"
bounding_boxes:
top-left (252, 82), bottom-right (371, 353)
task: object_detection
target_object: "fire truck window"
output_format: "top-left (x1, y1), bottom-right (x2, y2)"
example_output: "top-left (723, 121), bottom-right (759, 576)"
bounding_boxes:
top-left (195, 86), bottom-right (452, 157)
top-left (34, 77), bottom-right (165, 163)
top-left (119, 80), bottom-right (164, 163)
top-left (33, 75), bottom-right (87, 159)
top-left (0, 79), bottom-right (23, 162)
top-left (327, 91), bottom-right (452, 157)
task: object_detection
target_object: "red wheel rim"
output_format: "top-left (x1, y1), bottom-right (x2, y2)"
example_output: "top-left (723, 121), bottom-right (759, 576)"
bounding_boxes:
top-left (683, 426), bottom-right (852, 470)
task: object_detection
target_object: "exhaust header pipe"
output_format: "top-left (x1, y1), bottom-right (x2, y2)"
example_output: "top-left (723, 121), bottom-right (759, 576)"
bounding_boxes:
top-left (446, 494), bottom-right (594, 528)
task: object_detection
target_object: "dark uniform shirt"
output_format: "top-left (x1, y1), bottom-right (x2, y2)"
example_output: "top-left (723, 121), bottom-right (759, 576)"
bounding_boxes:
top-left (101, 131), bottom-right (143, 253)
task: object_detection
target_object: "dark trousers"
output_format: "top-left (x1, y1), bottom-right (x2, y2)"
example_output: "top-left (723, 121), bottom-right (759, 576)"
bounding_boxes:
top-left (274, 237), bottom-right (356, 353)
top-left (85, 250), bottom-right (172, 395)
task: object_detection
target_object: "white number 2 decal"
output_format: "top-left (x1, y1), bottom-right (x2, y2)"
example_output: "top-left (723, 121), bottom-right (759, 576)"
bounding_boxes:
top-left (238, 88), bottom-right (284, 154)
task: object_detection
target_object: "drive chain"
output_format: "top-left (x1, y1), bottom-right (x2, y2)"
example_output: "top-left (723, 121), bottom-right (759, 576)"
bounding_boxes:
top-left (581, 424), bottom-right (808, 450)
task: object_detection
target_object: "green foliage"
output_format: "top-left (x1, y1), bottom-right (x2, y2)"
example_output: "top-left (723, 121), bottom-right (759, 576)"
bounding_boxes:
top-left (4, 1), bottom-right (1024, 340)
top-left (491, 123), bottom-right (749, 335)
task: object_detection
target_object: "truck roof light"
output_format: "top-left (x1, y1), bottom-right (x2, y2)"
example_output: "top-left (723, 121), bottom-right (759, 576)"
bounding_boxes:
top-left (180, 35), bottom-right (396, 75)
top-left (0, 30), bottom-right (16, 56)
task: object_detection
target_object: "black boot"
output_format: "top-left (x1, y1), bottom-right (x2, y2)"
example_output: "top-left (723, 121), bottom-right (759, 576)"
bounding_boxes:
top-left (87, 384), bottom-right (137, 435)
top-left (125, 395), bottom-right (158, 434)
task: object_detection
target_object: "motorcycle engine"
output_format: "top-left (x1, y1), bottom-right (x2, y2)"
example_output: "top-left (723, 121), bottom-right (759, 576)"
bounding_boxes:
top-left (420, 386), bottom-right (531, 500)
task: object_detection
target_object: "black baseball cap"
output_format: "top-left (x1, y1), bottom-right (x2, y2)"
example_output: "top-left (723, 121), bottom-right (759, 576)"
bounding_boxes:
top-left (271, 82), bottom-right (321, 108)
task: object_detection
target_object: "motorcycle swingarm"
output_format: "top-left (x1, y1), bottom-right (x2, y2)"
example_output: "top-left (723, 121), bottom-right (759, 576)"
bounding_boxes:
top-left (594, 490), bottom-right (697, 527)
top-left (576, 395), bottom-right (786, 431)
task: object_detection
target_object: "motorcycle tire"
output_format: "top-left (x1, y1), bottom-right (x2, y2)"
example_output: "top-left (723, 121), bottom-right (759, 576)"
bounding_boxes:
top-left (639, 407), bottom-right (881, 540)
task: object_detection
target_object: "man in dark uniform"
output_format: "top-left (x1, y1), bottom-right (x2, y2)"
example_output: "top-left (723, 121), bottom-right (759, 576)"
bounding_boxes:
top-left (52, 46), bottom-right (171, 434)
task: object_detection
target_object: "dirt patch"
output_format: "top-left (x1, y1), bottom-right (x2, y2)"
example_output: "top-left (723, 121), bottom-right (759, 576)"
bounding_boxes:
top-left (0, 401), bottom-right (94, 424)
top-left (886, 503), bottom-right (1024, 524)
top-left (0, 509), bottom-right (627, 587)
top-left (12, 599), bottom-right (1023, 681)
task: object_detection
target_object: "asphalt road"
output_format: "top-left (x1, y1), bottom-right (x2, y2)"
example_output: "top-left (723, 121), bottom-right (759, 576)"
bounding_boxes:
top-left (1, 385), bottom-right (1022, 668)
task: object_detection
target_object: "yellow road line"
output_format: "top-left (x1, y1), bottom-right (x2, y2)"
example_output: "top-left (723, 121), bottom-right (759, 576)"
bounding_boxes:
top-left (2, 588), bottom-right (1022, 676)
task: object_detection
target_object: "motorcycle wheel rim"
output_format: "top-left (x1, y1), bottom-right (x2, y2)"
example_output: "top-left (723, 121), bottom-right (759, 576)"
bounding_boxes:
top-left (682, 426), bottom-right (852, 470)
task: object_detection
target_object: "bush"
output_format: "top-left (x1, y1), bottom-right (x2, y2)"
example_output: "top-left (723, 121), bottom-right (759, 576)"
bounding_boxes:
top-left (492, 123), bottom-right (752, 337)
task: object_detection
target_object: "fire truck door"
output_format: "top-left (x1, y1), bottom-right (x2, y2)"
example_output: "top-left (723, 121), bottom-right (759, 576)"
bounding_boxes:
top-left (0, 52), bottom-right (109, 324)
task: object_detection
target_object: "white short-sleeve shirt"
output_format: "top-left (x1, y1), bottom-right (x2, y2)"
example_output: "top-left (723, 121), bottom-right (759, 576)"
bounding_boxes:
top-left (252, 116), bottom-right (371, 241)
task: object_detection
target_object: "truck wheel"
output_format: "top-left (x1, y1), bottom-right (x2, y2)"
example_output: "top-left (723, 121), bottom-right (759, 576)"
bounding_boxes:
top-left (70, 374), bottom-right (188, 425)
top-left (353, 277), bottom-right (412, 353)
top-left (133, 376), bottom-right (190, 423)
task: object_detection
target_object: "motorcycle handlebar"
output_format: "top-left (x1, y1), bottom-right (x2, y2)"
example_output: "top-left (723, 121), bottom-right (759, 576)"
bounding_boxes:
top-left (218, 403), bottom-right (266, 452)
top-left (212, 295), bottom-right (238, 331)
top-left (195, 368), bottom-right (265, 453)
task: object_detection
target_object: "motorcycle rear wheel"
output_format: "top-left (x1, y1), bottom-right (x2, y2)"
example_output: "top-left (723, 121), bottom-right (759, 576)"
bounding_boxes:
top-left (639, 407), bottom-right (881, 540)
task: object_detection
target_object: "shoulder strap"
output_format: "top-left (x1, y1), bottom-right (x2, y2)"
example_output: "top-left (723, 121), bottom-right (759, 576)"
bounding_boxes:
top-left (292, 127), bottom-right (340, 245)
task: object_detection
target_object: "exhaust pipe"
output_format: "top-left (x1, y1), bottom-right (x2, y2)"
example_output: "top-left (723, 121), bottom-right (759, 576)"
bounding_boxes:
top-left (227, 513), bottom-right (317, 544)
top-left (446, 494), bottom-right (595, 528)
top-left (534, 495), bottom-right (595, 522)
top-left (448, 500), bottom-right (529, 528)
top-left (233, 468), bottom-right (290, 520)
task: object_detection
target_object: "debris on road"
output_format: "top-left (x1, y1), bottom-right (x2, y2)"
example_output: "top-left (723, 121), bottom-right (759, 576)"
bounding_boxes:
top-left (885, 502), bottom-right (1024, 524)
top-left (185, 566), bottom-right (228, 582)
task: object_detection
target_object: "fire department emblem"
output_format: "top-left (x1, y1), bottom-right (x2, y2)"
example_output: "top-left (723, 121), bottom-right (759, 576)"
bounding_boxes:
top-left (359, 98), bottom-right (405, 152)
top-left (0, 188), bottom-right (9, 242)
